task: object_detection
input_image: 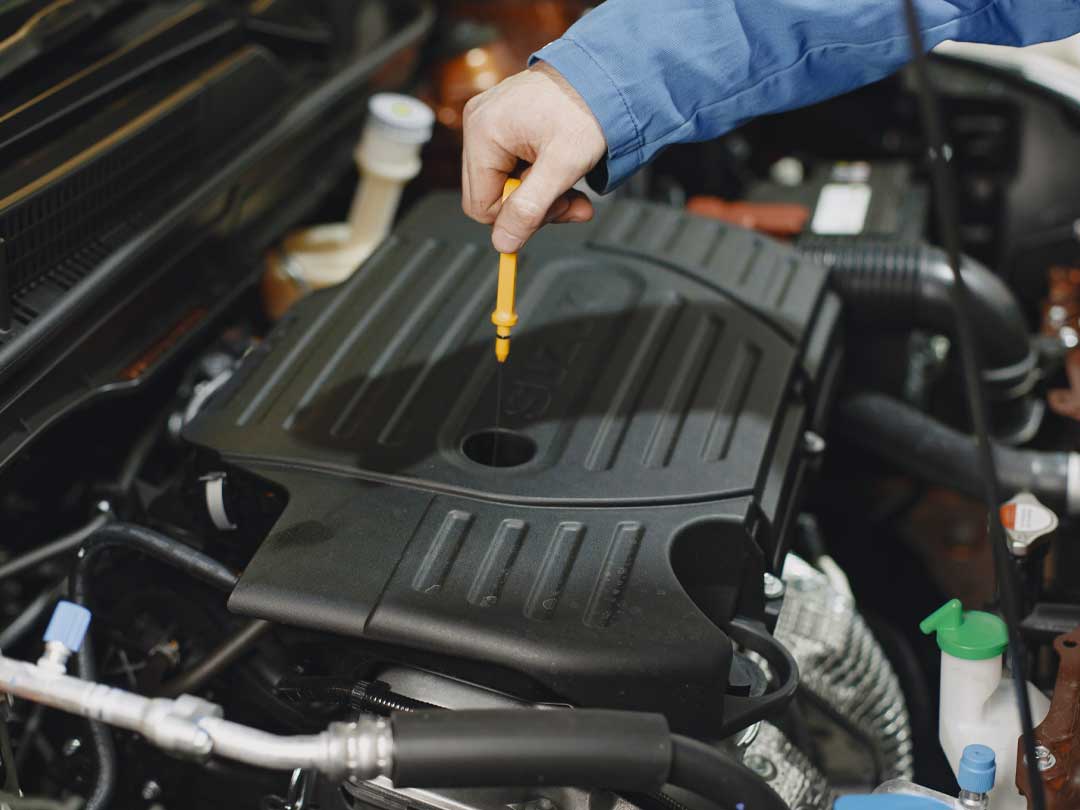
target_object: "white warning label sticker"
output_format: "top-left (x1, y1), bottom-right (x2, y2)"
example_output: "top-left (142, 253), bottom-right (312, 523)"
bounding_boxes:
top-left (810, 183), bottom-right (872, 236)
top-left (1001, 502), bottom-right (1055, 533)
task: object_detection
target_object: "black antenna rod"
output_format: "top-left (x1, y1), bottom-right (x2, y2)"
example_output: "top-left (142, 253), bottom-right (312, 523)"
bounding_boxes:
top-left (898, 4), bottom-right (1046, 810)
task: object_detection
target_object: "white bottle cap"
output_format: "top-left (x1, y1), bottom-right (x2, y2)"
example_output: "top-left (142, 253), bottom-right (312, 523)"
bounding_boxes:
top-left (357, 94), bottom-right (435, 180)
top-left (367, 93), bottom-right (435, 145)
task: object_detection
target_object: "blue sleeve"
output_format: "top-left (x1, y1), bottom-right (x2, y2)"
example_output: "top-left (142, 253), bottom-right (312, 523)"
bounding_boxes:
top-left (530, 0), bottom-right (1080, 191)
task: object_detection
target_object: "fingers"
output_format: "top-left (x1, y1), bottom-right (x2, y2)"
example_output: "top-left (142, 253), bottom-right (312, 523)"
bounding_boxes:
top-left (461, 144), bottom-right (516, 225)
top-left (460, 99), bottom-right (517, 225)
top-left (548, 190), bottom-right (594, 224)
top-left (459, 65), bottom-right (607, 247)
top-left (491, 153), bottom-right (581, 253)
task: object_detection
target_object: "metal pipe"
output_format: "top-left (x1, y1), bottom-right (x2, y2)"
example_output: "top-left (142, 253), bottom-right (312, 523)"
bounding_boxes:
top-left (157, 619), bottom-right (273, 698)
top-left (0, 653), bottom-right (393, 780)
top-left (199, 716), bottom-right (391, 777)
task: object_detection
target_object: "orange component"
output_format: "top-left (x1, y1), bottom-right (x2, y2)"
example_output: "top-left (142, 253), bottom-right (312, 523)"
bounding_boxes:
top-left (118, 307), bottom-right (207, 381)
top-left (1049, 352), bottom-right (1080, 423)
top-left (1044, 266), bottom-right (1080, 337)
top-left (1017, 626), bottom-right (1080, 810)
top-left (1043, 267), bottom-right (1080, 422)
top-left (429, 2), bottom-right (586, 133)
top-left (431, 40), bottom-right (518, 132)
top-left (686, 196), bottom-right (810, 239)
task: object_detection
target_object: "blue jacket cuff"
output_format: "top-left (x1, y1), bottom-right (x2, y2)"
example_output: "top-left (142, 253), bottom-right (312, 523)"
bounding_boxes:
top-left (530, 37), bottom-right (642, 193)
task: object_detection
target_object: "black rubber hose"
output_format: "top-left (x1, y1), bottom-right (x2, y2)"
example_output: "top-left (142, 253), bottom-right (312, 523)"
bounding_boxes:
top-left (73, 626), bottom-right (116, 810)
top-left (71, 523), bottom-right (238, 604)
top-left (391, 710), bottom-right (672, 792)
top-left (800, 241), bottom-right (1031, 374)
top-left (835, 392), bottom-right (1074, 511)
top-left (800, 241), bottom-right (1039, 439)
top-left (314, 685), bottom-right (692, 810)
top-left (70, 523), bottom-right (239, 810)
top-left (158, 619), bottom-right (273, 698)
top-left (668, 735), bottom-right (788, 810)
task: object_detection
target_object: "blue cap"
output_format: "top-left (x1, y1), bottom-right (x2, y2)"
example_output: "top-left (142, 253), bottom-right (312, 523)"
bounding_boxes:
top-left (43, 601), bottom-right (91, 653)
top-left (958, 744), bottom-right (997, 793)
top-left (836, 796), bottom-right (950, 810)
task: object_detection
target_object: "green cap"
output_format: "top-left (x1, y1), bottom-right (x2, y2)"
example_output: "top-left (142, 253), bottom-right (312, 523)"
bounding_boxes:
top-left (919, 599), bottom-right (1008, 660)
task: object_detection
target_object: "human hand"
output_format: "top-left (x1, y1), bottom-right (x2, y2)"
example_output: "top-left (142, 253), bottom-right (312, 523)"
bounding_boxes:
top-left (461, 61), bottom-right (607, 253)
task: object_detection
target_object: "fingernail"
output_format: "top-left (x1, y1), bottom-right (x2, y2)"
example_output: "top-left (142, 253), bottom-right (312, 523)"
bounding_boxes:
top-left (492, 229), bottom-right (523, 253)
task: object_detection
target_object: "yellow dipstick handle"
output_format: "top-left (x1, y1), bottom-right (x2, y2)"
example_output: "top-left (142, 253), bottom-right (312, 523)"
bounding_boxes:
top-left (492, 177), bottom-right (522, 363)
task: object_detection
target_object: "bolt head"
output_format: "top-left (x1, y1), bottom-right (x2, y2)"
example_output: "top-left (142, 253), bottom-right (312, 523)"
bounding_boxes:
top-left (929, 335), bottom-right (951, 361)
top-left (744, 753), bottom-right (777, 781)
top-left (1035, 745), bottom-right (1057, 772)
top-left (802, 431), bottom-right (826, 456)
top-left (763, 573), bottom-right (785, 600)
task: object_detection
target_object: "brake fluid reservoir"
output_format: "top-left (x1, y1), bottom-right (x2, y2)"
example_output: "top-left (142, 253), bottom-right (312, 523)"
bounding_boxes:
top-left (921, 600), bottom-right (1050, 810)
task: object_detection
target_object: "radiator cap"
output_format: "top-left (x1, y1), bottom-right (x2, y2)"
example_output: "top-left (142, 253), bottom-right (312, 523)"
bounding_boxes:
top-left (920, 599), bottom-right (1008, 660)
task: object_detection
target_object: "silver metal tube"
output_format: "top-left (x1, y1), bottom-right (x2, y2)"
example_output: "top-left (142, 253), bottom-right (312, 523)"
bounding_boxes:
top-left (0, 657), bottom-right (153, 729)
top-left (0, 654), bottom-right (392, 780)
top-left (0, 657), bottom-right (219, 756)
top-left (200, 718), bottom-right (337, 770)
top-left (198, 716), bottom-right (393, 779)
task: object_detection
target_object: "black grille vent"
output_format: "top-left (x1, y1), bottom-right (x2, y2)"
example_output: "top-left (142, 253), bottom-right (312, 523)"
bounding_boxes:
top-left (0, 98), bottom-right (200, 293)
top-left (0, 227), bottom-right (132, 348)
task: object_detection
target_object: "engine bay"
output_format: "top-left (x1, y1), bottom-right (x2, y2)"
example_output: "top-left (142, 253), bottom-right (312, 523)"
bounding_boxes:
top-left (3, 3), bottom-right (1080, 810)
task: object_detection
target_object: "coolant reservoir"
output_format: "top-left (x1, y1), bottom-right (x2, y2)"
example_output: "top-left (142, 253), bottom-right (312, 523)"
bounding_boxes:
top-left (262, 93), bottom-right (434, 319)
top-left (921, 600), bottom-right (1050, 810)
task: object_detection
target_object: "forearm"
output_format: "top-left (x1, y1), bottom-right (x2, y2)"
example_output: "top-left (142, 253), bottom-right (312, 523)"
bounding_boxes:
top-left (532, 0), bottom-right (1080, 190)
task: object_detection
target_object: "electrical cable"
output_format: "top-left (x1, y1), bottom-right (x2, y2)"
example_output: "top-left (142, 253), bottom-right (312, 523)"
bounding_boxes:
top-left (898, 4), bottom-right (1045, 809)
top-left (0, 514), bottom-right (110, 583)
top-left (0, 582), bottom-right (65, 651)
top-left (115, 414), bottom-right (165, 494)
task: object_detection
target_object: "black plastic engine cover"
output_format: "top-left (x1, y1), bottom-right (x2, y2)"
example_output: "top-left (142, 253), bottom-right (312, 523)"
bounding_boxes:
top-left (184, 193), bottom-right (840, 733)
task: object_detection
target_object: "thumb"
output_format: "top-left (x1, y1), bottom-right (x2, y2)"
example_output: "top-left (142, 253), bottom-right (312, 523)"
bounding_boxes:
top-left (491, 154), bottom-right (579, 253)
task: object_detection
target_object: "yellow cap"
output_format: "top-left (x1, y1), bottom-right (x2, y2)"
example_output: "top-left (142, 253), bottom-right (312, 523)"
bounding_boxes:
top-left (492, 178), bottom-right (521, 363)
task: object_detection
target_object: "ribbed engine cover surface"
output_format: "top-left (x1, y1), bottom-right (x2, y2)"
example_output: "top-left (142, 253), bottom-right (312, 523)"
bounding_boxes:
top-left (184, 193), bottom-right (839, 732)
